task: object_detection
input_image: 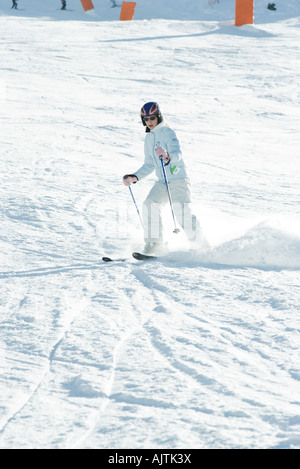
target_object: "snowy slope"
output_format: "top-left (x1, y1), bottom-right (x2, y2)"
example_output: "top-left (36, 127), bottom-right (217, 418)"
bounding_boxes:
top-left (1, 0), bottom-right (300, 22)
top-left (0, 0), bottom-right (300, 449)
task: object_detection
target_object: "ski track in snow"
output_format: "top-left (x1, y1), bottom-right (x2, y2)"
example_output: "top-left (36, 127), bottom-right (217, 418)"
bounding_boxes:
top-left (0, 0), bottom-right (300, 449)
top-left (0, 293), bottom-right (89, 438)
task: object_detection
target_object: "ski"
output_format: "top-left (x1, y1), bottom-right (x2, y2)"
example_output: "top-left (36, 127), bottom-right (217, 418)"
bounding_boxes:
top-left (102, 256), bottom-right (126, 263)
top-left (132, 252), bottom-right (157, 261)
top-left (102, 253), bottom-right (158, 263)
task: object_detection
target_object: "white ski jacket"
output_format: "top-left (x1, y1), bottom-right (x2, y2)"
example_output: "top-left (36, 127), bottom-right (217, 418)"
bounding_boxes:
top-left (134, 121), bottom-right (189, 183)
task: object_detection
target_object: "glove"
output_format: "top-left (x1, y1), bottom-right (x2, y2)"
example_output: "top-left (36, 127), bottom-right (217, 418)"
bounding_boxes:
top-left (123, 174), bottom-right (138, 186)
top-left (155, 147), bottom-right (170, 163)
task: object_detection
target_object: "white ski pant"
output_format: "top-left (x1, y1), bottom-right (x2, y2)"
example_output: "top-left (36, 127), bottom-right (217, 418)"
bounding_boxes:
top-left (142, 179), bottom-right (201, 243)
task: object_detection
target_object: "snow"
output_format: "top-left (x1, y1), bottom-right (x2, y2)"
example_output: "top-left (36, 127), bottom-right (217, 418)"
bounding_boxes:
top-left (0, 0), bottom-right (300, 449)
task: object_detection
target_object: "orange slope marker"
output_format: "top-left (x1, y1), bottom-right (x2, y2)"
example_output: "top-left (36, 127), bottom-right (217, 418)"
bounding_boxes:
top-left (235, 0), bottom-right (254, 27)
top-left (80, 0), bottom-right (94, 12)
top-left (120, 2), bottom-right (136, 21)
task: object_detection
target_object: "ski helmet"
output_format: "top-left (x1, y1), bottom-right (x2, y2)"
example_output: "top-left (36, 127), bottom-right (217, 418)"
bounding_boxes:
top-left (140, 102), bottom-right (163, 127)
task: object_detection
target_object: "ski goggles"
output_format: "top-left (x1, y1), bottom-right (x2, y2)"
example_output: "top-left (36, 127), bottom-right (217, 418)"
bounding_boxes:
top-left (143, 116), bottom-right (157, 121)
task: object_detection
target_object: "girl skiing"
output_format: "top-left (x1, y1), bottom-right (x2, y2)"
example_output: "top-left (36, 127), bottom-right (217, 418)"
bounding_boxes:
top-left (123, 102), bottom-right (205, 255)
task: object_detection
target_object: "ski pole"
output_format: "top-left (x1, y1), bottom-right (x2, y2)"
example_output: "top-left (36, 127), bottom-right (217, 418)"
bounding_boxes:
top-left (159, 157), bottom-right (180, 234)
top-left (128, 185), bottom-right (144, 229)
